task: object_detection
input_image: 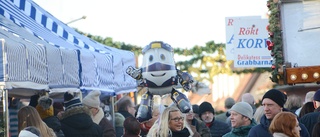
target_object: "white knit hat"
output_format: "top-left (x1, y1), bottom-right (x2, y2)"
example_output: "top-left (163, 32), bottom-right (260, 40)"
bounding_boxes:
top-left (229, 102), bottom-right (253, 120)
top-left (83, 90), bottom-right (101, 108)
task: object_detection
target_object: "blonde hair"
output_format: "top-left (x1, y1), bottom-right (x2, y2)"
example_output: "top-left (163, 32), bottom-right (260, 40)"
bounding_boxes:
top-left (253, 106), bottom-right (264, 124)
top-left (269, 112), bottom-right (300, 137)
top-left (18, 106), bottom-right (56, 137)
top-left (147, 106), bottom-right (193, 137)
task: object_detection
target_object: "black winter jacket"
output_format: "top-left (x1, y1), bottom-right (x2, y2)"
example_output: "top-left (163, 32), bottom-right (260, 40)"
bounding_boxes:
top-left (206, 118), bottom-right (231, 137)
top-left (300, 107), bottom-right (320, 135)
top-left (43, 116), bottom-right (64, 137)
top-left (60, 106), bottom-right (102, 137)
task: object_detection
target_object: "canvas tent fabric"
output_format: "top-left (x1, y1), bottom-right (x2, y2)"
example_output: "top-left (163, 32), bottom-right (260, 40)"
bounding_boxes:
top-left (0, 0), bottom-right (137, 97)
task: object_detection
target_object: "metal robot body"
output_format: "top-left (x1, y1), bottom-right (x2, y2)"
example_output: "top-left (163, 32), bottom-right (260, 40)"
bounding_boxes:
top-left (126, 41), bottom-right (193, 122)
top-left (141, 45), bottom-right (177, 95)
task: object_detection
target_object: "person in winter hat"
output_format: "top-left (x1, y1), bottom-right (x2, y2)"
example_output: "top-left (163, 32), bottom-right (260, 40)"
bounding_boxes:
top-left (36, 96), bottom-right (64, 137)
top-left (199, 101), bottom-right (231, 137)
top-left (18, 126), bottom-right (41, 137)
top-left (222, 102), bottom-right (257, 137)
top-left (60, 91), bottom-right (102, 137)
top-left (115, 112), bottom-right (125, 137)
top-left (248, 89), bottom-right (309, 137)
top-left (63, 91), bottom-right (82, 110)
top-left (36, 96), bottom-right (54, 119)
top-left (83, 90), bottom-right (116, 137)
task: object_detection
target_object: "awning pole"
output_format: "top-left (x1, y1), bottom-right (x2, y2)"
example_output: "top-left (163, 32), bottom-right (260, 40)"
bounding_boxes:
top-left (1, 88), bottom-right (9, 137)
top-left (111, 96), bottom-right (115, 128)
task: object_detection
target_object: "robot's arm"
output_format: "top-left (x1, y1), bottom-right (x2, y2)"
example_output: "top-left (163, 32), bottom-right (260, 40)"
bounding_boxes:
top-left (177, 69), bottom-right (194, 91)
top-left (126, 66), bottom-right (143, 80)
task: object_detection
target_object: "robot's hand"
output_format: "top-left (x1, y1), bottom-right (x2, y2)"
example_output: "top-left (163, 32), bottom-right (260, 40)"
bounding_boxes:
top-left (136, 92), bottom-right (153, 123)
top-left (177, 70), bottom-right (194, 91)
top-left (126, 66), bottom-right (142, 80)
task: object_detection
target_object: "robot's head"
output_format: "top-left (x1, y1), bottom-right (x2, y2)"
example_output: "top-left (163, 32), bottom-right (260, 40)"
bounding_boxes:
top-left (141, 41), bottom-right (177, 92)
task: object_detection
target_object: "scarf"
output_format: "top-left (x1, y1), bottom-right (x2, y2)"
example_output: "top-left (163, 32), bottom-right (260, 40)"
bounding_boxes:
top-left (92, 107), bottom-right (104, 124)
top-left (170, 128), bottom-right (190, 137)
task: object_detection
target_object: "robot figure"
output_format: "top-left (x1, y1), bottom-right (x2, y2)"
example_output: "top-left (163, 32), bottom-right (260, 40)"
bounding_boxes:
top-left (126, 41), bottom-right (193, 122)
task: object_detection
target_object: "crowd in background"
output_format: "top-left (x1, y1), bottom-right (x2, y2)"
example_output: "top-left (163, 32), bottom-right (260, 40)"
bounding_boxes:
top-left (7, 88), bottom-right (320, 137)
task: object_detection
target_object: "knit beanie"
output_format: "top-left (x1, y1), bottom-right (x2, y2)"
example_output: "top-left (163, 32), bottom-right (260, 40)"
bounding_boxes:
top-left (262, 89), bottom-right (286, 107)
top-left (18, 126), bottom-right (40, 137)
top-left (115, 112), bottom-right (125, 127)
top-left (192, 104), bottom-right (199, 115)
top-left (64, 91), bottom-right (82, 110)
top-left (36, 96), bottom-right (54, 119)
top-left (314, 89), bottom-right (320, 102)
top-left (83, 90), bottom-right (101, 108)
top-left (229, 102), bottom-right (253, 120)
top-left (199, 101), bottom-right (215, 117)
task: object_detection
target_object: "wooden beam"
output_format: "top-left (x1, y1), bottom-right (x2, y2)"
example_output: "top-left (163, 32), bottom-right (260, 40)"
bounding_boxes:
top-left (285, 66), bottom-right (320, 84)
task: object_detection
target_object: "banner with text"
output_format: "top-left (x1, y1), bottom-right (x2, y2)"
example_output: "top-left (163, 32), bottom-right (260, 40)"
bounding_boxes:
top-left (225, 16), bottom-right (260, 60)
top-left (232, 18), bottom-right (271, 68)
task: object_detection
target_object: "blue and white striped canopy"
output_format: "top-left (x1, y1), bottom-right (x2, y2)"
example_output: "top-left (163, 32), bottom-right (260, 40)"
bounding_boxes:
top-left (0, 0), bottom-right (137, 97)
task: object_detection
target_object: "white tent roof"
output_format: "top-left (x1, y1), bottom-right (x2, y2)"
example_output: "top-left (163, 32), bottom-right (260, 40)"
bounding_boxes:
top-left (0, 0), bottom-right (137, 97)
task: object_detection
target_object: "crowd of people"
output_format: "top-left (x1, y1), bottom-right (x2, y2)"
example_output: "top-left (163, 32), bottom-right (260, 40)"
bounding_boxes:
top-left (8, 88), bottom-right (320, 137)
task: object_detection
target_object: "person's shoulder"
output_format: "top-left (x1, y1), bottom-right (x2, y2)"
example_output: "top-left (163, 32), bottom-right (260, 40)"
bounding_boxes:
top-left (214, 119), bottom-right (228, 125)
top-left (213, 119), bottom-right (230, 130)
top-left (249, 124), bottom-right (263, 132)
top-left (300, 111), bottom-right (320, 120)
top-left (222, 132), bottom-right (231, 137)
top-left (248, 124), bottom-right (261, 137)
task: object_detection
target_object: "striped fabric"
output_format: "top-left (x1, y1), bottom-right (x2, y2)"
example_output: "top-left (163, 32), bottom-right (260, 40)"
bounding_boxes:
top-left (79, 50), bottom-right (97, 89)
top-left (93, 52), bottom-right (115, 91)
top-left (25, 41), bottom-right (48, 84)
top-left (119, 51), bottom-right (137, 92)
top-left (5, 40), bottom-right (29, 82)
top-left (60, 49), bottom-right (80, 87)
top-left (9, 108), bottom-right (19, 137)
top-left (0, 0), bottom-right (137, 94)
top-left (46, 45), bottom-right (64, 87)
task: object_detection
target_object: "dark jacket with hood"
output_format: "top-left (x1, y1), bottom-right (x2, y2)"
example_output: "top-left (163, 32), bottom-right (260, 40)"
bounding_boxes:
top-left (248, 115), bottom-right (310, 137)
top-left (43, 116), bottom-right (65, 137)
top-left (59, 106), bottom-right (102, 137)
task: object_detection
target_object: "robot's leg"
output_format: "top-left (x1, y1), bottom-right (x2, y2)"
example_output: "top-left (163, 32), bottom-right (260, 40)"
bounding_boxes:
top-left (136, 91), bottom-right (153, 123)
top-left (170, 89), bottom-right (192, 113)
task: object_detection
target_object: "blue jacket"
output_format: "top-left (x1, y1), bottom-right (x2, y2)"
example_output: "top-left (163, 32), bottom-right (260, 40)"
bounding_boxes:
top-left (248, 115), bottom-right (309, 137)
top-left (207, 118), bottom-right (231, 137)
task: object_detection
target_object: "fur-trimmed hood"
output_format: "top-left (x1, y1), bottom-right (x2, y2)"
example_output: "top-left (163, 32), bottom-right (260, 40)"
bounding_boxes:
top-left (59, 106), bottom-right (103, 137)
top-left (59, 106), bottom-right (91, 120)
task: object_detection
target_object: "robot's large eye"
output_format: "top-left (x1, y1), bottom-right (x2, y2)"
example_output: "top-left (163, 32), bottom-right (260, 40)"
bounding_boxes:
top-left (149, 55), bottom-right (153, 62)
top-left (160, 54), bottom-right (165, 60)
